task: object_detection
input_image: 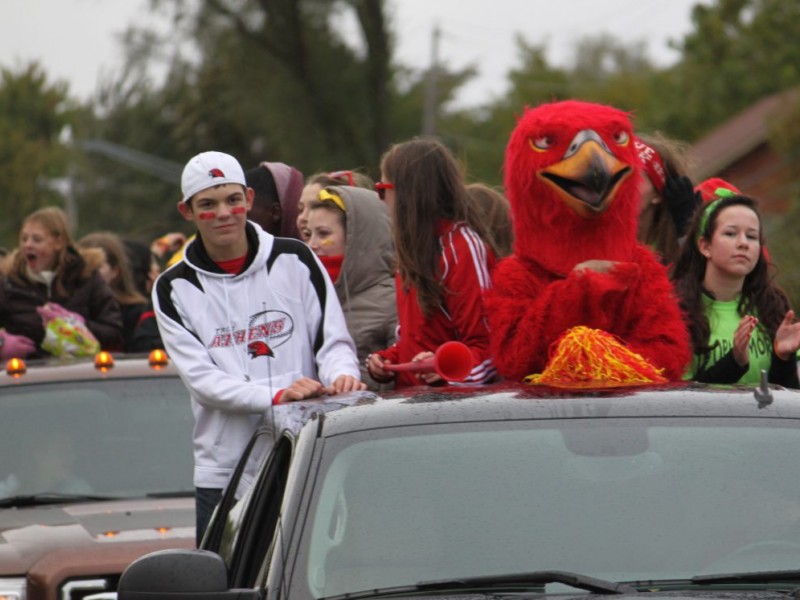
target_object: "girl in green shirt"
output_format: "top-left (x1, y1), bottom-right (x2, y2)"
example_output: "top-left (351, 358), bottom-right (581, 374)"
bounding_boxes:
top-left (672, 194), bottom-right (800, 387)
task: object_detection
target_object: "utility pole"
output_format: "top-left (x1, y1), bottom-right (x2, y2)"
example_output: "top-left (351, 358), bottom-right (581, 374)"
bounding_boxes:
top-left (422, 24), bottom-right (441, 136)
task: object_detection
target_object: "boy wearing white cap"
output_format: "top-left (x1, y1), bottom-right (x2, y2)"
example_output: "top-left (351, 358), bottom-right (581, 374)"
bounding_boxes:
top-left (153, 151), bottom-right (364, 544)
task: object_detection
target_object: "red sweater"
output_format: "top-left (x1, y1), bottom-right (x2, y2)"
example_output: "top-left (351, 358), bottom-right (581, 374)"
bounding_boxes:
top-left (377, 221), bottom-right (497, 387)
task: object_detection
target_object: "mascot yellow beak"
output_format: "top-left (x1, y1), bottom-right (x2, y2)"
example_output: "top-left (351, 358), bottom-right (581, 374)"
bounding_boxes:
top-left (538, 129), bottom-right (632, 219)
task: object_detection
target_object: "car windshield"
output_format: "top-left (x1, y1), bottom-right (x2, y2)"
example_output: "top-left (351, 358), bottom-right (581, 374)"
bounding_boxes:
top-left (0, 377), bottom-right (194, 500)
top-left (302, 418), bottom-right (800, 598)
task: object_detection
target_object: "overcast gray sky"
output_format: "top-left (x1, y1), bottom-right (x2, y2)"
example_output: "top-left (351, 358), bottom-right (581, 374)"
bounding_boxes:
top-left (1, 0), bottom-right (709, 109)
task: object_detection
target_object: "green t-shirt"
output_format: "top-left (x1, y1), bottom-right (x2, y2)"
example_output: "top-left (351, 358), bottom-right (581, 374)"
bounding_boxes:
top-left (688, 295), bottom-right (772, 384)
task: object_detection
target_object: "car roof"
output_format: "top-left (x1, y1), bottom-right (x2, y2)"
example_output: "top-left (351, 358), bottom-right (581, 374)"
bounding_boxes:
top-left (316, 381), bottom-right (800, 437)
top-left (0, 353), bottom-right (179, 387)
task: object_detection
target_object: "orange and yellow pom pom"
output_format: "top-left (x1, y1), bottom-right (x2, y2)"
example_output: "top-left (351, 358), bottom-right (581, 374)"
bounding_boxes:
top-left (524, 326), bottom-right (667, 388)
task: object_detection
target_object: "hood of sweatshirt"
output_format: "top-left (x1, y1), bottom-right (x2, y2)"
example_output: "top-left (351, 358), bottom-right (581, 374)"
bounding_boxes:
top-left (325, 185), bottom-right (394, 300)
top-left (182, 221), bottom-right (272, 279)
top-left (260, 161), bottom-right (304, 240)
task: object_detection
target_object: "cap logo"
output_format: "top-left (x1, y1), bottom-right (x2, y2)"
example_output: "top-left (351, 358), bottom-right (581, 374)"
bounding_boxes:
top-left (182, 152), bottom-right (246, 203)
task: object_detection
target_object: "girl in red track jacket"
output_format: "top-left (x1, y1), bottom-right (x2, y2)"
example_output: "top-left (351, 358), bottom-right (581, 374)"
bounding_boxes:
top-left (367, 138), bottom-right (497, 388)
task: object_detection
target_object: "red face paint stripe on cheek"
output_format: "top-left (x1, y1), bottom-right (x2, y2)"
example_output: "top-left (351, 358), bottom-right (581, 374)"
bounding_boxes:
top-left (198, 211), bottom-right (215, 220)
top-left (231, 206), bottom-right (246, 215)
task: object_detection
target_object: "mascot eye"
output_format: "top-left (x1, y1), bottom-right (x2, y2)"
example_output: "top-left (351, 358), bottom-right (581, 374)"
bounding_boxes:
top-left (613, 131), bottom-right (630, 146)
top-left (529, 136), bottom-right (553, 152)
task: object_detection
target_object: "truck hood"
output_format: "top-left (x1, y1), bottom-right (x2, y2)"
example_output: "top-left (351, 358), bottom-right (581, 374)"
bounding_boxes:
top-left (0, 497), bottom-right (194, 575)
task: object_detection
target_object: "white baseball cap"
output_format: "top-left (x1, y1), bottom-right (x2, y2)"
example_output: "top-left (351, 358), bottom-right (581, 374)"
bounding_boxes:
top-left (181, 151), bottom-right (247, 203)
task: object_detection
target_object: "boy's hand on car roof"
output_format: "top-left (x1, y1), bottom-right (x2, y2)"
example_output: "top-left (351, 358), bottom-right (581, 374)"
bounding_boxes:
top-left (328, 375), bottom-right (367, 395)
top-left (281, 377), bottom-right (326, 402)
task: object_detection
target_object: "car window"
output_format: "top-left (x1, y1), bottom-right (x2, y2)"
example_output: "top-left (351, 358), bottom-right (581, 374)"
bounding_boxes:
top-left (208, 396), bottom-right (375, 569)
top-left (0, 377), bottom-right (194, 499)
top-left (230, 438), bottom-right (293, 587)
top-left (212, 429), bottom-right (286, 563)
top-left (299, 418), bottom-right (800, 599)
top-left (208, 412), bottom-right (299, 557)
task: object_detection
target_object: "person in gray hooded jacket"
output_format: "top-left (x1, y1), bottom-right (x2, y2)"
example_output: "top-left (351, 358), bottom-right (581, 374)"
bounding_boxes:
top-left (306, 185), bottom-right (397, 390)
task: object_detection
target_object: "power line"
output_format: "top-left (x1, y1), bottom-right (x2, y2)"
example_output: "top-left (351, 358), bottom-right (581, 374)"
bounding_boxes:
top-left (76, 139), bottom-right (182, 183)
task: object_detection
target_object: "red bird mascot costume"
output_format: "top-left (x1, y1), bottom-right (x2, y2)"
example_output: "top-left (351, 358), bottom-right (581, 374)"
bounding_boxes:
top-left (485, 100), bottom-right (691, 385)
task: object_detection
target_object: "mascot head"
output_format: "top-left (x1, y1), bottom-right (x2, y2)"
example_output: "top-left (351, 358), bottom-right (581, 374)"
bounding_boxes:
top-left (504, 99), bottom-right (641, 275)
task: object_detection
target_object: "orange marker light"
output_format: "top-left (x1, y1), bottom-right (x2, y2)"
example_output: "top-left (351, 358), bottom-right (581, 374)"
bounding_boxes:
top-left (94, 351), bottom-right (115, 372)
top-left (148, 349), bottom-right (169, 369)
top-left (5, 357), bottom-right (27, 378)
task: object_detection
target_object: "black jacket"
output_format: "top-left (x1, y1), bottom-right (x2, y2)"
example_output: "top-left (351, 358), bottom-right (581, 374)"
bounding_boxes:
top-left (0, 248), bottom-right (123, 357)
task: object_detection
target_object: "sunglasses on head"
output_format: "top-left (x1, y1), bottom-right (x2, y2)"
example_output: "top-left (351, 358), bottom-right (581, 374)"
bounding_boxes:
top-left (374, 182), bottom-right (394, 200)
top-left (327, 170), bottom-right (355, 187)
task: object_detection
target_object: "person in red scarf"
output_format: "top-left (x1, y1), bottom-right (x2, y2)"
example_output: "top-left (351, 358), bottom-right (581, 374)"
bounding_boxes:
top-left (306, 186), bottom-right (397, 389)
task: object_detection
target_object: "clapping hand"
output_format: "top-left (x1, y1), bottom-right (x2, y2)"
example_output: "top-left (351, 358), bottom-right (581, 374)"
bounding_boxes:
top-left (733, 315), bottom-right (758, 367)
top-left (774, 310), bottom-right (800, 361)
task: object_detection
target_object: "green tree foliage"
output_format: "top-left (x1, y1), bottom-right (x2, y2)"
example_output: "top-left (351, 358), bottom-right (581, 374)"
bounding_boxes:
top-left (69, 0), bottom-right (480, 241)
top-left (762, 96), bottom-right (800, 305)
top-left (146, 0), bottom-right (396, 172)
top-left (69, 29), bottom-right (194, 242)
top-left (0, 63), bottom-right (76, 248)
top-left (14, 0), bottom-right (800, 279)
top-left (664, 0), bottom-right (800, 140)
top-left (443, 35), bottom-right (661, 187)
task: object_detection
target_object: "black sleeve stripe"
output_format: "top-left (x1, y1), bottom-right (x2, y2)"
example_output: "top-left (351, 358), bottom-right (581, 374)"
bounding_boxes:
top-left (155, 263), bottom-right (204, 345)
top-left (267, 238), bottom-right (327, 354)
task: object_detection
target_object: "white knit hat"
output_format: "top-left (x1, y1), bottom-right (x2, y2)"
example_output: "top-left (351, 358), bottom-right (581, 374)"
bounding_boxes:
top-left (181, 151), bottom-right (246, 203)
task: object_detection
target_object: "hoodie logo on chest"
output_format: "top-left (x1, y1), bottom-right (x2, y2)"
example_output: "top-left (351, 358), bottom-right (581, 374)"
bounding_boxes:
top-left (247, 341), bottom-right (274, 358)
top-left (208, 310), bottom-right (295, 359)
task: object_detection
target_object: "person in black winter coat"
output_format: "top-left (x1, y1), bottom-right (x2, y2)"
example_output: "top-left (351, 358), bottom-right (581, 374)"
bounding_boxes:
top-left (0, 207), bottom-right (122, 358)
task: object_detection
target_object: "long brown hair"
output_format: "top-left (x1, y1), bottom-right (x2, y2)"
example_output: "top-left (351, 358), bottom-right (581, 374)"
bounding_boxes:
top-left (671, 195), bottom-right (789, 356)
top-left (380, 137), bottom-right (489, 316)
top-left (78, 231), bottom-right (147, 306)
top-left (9, 207), bottom-right (79, 297)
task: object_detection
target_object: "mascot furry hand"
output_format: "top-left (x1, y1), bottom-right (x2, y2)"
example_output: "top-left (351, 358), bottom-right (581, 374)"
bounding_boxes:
top-left (485, 100), bottom-right (691, 383)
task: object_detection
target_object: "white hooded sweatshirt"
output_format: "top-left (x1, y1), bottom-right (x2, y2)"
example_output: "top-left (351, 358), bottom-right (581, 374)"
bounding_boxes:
top-left (153, 221), bottom-right (359, 489)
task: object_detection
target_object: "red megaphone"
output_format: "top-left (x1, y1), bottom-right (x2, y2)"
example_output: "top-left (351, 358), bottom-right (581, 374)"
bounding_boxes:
top-left (383, 341), bottom-right (474, 382)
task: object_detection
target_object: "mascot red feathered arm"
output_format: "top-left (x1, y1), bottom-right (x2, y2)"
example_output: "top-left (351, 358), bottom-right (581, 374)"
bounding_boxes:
top-left (485, 100), bottom-right (691, 383)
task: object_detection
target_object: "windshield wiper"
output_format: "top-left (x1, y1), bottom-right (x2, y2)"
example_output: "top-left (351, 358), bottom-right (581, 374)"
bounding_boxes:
top-left (0, 493), bottom-right (118, 508)
top-left (322, 570), bottom-right (637, 599)
top-left (693, 570), bottom-right (800, 585)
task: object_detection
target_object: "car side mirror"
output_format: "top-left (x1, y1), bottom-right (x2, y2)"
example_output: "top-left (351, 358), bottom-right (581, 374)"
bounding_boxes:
top-left (119, 549), bottom-right (261, 600)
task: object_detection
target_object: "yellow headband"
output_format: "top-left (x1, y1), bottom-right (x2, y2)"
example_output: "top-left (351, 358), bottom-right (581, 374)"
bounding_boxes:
top-left (318, 189), bottom-right (346, 212)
